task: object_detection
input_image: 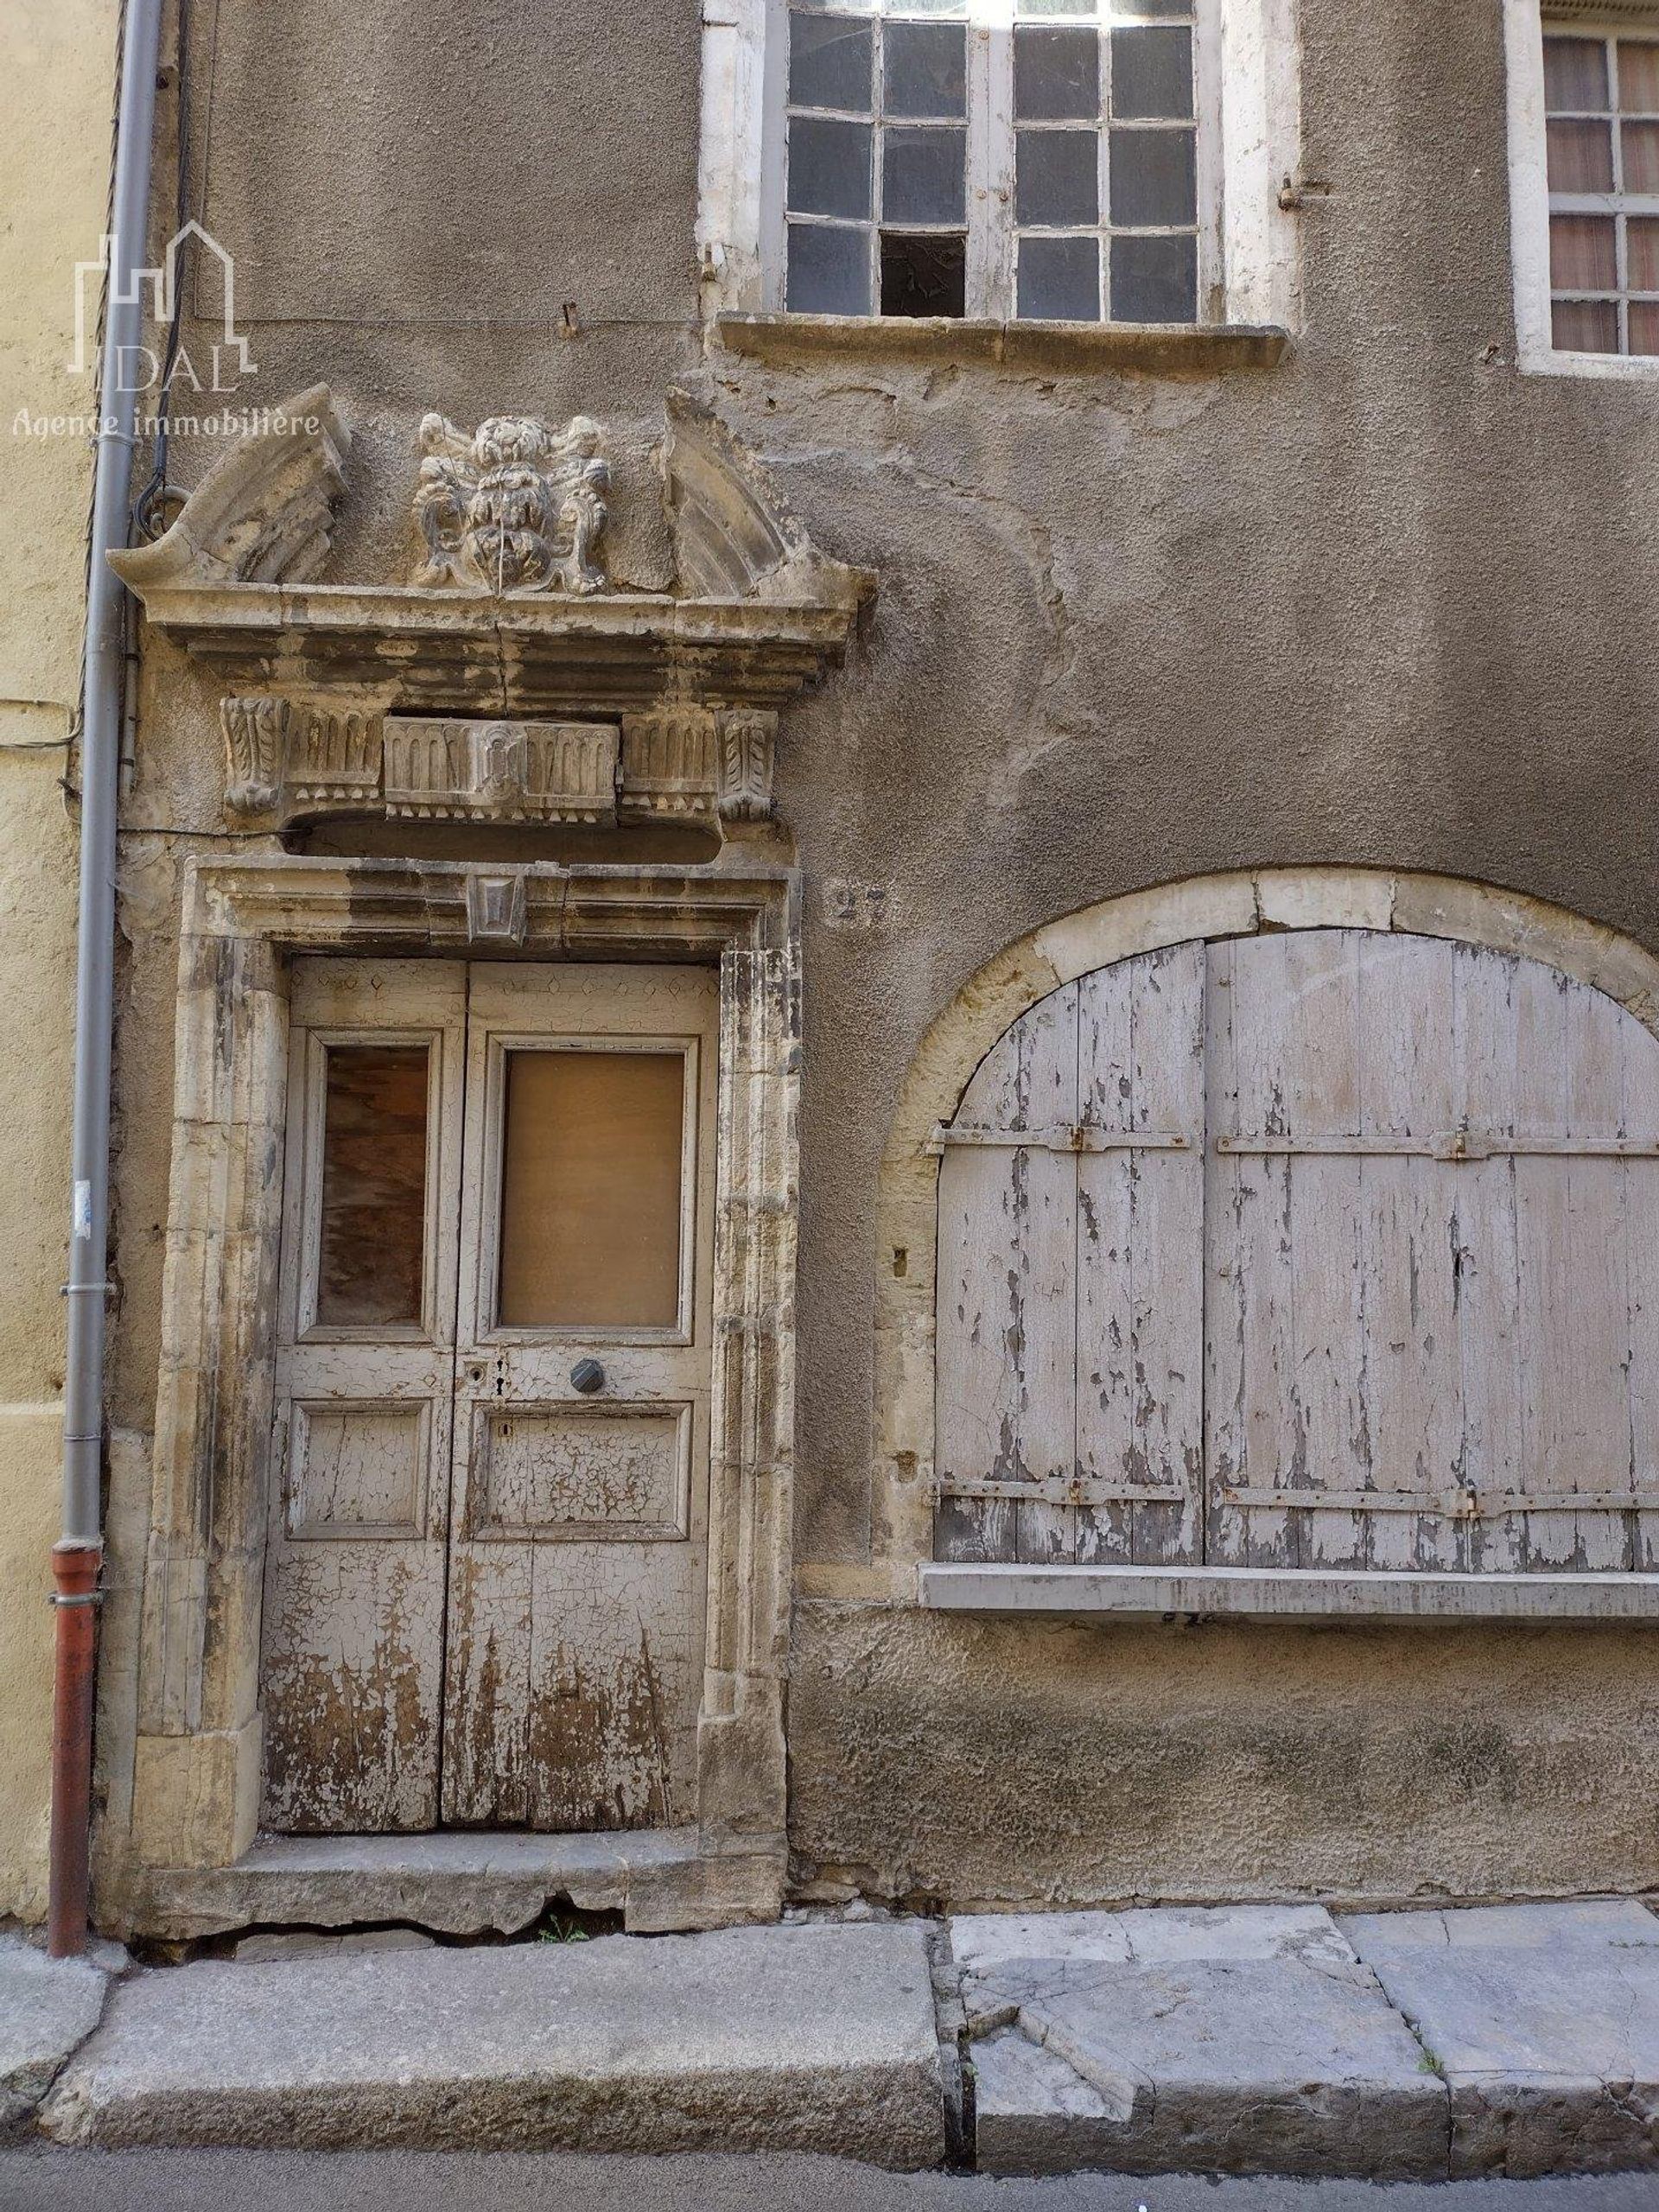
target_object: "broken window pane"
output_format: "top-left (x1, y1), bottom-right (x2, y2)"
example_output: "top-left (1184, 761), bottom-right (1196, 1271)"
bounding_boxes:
top-left (790, 11), bottom-right (874, 111)
top-left (316, 1045), bottom-right (429, 1328)
top-left (1110, 26), bottom-right (1192, 118)
top-left (497, 1050), bottom-right (685, 1332)
top-left (1014, 26), bottom-right (1101, 120)
top-left (884, 22), bottom-right (967, 117)
top-left (880, 229), bottom-right (967, 315)
top-left (1109, 230), bottom-right (1198, 320)
top-left (1018, 232), bottom-right (1100, 319)
top-left (883, 126), bottom-right (967, 224)
top-left (1109, 125), bottom-right (1196, 226)
top-left (787, 220), bottom-right (872, 312)
top-left (1017, 129), bottom-right (1100, 226)
top-left (788, 116), bottom-right (874, 219)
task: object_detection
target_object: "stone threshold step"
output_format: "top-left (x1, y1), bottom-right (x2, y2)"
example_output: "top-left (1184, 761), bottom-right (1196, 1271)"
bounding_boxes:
top-left (113, 1828), bottom-right (779, 1941)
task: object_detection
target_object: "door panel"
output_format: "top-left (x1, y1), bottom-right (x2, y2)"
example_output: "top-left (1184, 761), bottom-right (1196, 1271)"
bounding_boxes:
top-left (261, 960), bottom-right (467, 1832)
top-left (441, 963), bottom-right (717, 1830)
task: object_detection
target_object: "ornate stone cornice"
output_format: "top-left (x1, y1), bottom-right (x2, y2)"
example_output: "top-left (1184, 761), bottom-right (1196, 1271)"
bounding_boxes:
top-left (113, 387), bottom-right (873, 736)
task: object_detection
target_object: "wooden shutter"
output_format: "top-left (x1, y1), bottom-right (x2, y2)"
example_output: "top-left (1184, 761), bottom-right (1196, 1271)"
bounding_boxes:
top-left (935, 926), bottom-right (1659, 1576)
top-left (934, 942), bottom-right (1205, 1565)
top-left (1207, 930), bottom-right (1659, 1573)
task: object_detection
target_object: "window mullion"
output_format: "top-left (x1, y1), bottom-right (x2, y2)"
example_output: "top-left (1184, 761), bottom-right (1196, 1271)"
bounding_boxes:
top-left (969, 23), bottom-right (1014, 319)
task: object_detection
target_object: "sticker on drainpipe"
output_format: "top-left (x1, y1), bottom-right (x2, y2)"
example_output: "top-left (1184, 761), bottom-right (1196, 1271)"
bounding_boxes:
top-left (73, 1179), bottom-right (92, 1239)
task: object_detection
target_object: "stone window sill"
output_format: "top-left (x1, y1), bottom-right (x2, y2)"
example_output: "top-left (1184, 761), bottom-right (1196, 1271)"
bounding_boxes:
top-left (713, 313), bottom-right (1290, 377)
top-left (918, 1562), bottom-right (1659, 1624)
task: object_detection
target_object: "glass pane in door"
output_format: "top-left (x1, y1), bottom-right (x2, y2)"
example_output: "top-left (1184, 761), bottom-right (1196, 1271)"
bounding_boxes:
top-left (315, 1044), bottom-right (430, 1326)
top-left (497, 1049), bottom-right (685, 1329)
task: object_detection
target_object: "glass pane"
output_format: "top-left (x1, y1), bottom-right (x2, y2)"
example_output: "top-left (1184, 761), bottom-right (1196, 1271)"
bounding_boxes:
top-left (1109, 229), bottom-right (1198, 320)
top-left (882, 126), bottom-right (966, 223)
top-left (497, 1050), bottom-right (684, 1331)
top-left (1017, 129), bottom-right (1100, 225)
top-left (1550, 211), bottom-right (1618, 289)
top-left (787, 219), bottom-right (872, 312)
top-left (880, 229), bottom-right (967, 314)
top-left (1110, 25), bottom-right (1192, 118)
top-left (788, 116), bottom-right (874, 218)
top-left (1630, 298), bottom-right (1659, 353)
top-left (1014, 27), bottom-right (1101, 119)
top-left (1547, 117), bottom-right (1613, 192)
top-left (1018, 0), bottom-right (1096, 15)
top-left (1618, 41), bottom-right (1659, 112)
top-left (316, 1045), bottom-right (429, 1327)
top-left (1628, 214), bottom-right (1659, 289)
top-left (1544, 35), bottom-right (1609, 112)
top-left (790, 12), bottom-right (874, 111)
top-left (884, 22), bottom-right (967, 117)
top-left (1552, 296), bottom-right (1619, 351)
top-left (1017, 232), bottom-right (1100, 318)
top-left (1109, 125), bottom-right (1196, 225)
top-left (1624, 118), bottom-right (1659, 192)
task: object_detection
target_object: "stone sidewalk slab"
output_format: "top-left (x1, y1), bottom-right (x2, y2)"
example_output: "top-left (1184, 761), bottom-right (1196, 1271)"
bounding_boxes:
top-left (41, 1921), bottom-right (945, 2163)
top-left (1341, 1901), bottom-right (1659, 2179)
top-left (954, 1904), bottom-right (1446, 2179)
top-left (0, 1937), bottom-right (113, 2133)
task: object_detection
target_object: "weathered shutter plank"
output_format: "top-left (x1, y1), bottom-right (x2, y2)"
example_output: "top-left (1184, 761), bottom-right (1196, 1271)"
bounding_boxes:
top-left (936, 984), bottom-right (1078, 1563)
top-left (1075, 944), bottom-right (1205, 1565)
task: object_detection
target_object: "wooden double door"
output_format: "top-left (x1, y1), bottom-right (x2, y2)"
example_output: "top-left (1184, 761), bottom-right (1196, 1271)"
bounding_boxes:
top-left (260, 957), bottom-right (717, 1834)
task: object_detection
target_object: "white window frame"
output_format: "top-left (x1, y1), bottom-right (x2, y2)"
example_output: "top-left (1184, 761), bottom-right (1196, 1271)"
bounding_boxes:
top-left (697, 0), bottom-right (1302, 330)
top-left (1506, 0), bottom-right (1659, 377)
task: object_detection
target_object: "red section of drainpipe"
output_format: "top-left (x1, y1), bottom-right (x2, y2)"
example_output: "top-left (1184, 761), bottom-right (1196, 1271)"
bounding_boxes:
top-left (47, 1540), bottom-right (102, 1959)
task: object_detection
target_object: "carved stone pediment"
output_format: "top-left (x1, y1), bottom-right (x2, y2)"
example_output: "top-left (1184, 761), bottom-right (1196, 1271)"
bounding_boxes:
top-left (115, 385), bottom-right (870, 833)
top-left (220, 698), bottom-right (778, 831)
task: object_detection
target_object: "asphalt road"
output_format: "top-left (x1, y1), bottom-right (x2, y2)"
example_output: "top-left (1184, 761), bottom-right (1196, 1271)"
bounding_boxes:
top-left (2, 2155), bottom-right (1656, 2212)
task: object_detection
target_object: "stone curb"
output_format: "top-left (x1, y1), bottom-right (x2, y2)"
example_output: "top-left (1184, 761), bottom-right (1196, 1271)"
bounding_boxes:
top-left (37, 1922), bottom-right (946, 2164)
top-left (0, 1935), bottom-right (126, 2137)
top-left (11, 1902), bottom-right (1659, 2177)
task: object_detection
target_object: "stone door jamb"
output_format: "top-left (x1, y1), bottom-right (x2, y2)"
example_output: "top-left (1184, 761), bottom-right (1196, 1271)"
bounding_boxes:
top-left (118, 853), bottom-right (798, 1927)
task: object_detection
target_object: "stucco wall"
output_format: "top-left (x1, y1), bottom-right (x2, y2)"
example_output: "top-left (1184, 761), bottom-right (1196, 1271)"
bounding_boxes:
top-left (101, 0), bottom-right (1659, 1907)
top-left (0, 0), bottom-right (115, 1920)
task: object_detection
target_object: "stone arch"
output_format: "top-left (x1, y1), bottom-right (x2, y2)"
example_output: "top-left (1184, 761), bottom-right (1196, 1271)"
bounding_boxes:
top-left (869, 868), bottom-right (1659, 1578)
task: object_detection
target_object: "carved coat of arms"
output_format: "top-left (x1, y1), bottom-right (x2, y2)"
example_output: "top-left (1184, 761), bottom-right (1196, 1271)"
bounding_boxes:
top-left (412, 412), bottom-right (609, 594)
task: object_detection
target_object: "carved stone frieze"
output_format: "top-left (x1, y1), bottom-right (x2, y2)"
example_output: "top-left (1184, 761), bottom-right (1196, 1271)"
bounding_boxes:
top-left (383, 718), bottom-right (619, 824)
top-left (219, 701), bottom-right (620, 829)
top-left (413, 413), bottom-right (609, 594)
top-left (619, 708), bottom-right (779, 826)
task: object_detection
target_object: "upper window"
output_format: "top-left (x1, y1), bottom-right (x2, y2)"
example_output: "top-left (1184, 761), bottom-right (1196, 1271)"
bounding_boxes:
top-left (696, 0), bottom-right (1300, 330)
top-left (1543, 23), bottom-right (1659, 354)
top-left (783, 1), bottom-right (1207, 323)
top-left (1504, 3), bottom-right (1659, 373)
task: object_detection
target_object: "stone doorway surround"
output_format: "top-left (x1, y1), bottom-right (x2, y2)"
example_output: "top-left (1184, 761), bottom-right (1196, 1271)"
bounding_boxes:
top-left (102, 852), bottom-right (800, 1938)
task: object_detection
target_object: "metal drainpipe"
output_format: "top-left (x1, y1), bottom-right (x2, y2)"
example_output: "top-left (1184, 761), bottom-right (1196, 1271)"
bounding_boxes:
top-left (49, 0), bottom-right (166, 1961)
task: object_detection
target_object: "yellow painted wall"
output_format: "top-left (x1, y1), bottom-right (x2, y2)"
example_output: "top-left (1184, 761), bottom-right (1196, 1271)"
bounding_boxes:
top-left (0, 0), bottom-right (116, 1923)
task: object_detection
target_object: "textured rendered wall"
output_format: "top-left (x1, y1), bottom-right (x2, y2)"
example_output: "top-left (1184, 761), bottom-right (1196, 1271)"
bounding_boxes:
top-left (101, 0), bottom-right (1659, 1906)
top-left (0, 0), bottom-right (115, 1920)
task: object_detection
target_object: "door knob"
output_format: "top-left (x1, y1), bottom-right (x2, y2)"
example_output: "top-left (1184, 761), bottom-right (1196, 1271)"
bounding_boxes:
top-left (570, 1358), bottom-right (606, 1395)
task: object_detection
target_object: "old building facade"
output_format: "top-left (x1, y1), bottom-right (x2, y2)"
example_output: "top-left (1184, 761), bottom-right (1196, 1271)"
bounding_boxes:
top-left (17, 0), bottom-right (1659, 1938)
